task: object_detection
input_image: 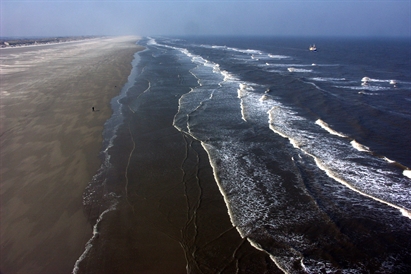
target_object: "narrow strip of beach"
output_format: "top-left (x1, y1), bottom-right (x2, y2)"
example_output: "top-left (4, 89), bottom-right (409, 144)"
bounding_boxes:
top-left (0, 36), bottom-right (142, 274)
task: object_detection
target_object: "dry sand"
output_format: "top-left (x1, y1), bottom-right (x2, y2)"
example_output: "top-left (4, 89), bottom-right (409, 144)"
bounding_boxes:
top-left (0, 36), bottom-right (142, 274)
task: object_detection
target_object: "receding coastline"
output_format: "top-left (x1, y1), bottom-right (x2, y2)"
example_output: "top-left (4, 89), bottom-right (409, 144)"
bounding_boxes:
top-left (0, 36), bottom-right (100, 48)
top-left (0, 36), bottom-right (142, 273)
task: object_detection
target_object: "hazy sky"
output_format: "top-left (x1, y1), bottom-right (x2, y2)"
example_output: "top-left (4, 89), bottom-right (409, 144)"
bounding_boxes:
top-left (1, 0), bottom-right (410, 37)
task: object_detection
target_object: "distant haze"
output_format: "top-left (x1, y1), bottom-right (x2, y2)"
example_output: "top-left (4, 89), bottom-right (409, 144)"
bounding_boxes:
top-left (1, 0), bottom-right (410, 37)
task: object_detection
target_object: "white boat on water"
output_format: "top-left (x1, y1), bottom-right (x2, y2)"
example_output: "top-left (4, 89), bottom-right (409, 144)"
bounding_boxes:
top-left (309, 44), bottom-right (317, 51)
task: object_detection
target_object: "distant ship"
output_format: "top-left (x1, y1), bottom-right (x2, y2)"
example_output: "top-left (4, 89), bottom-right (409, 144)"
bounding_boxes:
top-left (309, 44), bottom-right (317, 51)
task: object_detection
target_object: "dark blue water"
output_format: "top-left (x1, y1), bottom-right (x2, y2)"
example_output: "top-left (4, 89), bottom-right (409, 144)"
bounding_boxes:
top-left (80, 36), bottom-right (411, 273)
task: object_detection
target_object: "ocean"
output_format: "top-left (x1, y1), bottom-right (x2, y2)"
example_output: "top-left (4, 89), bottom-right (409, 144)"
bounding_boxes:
top-left (76, 36), bottom-right (411, 273)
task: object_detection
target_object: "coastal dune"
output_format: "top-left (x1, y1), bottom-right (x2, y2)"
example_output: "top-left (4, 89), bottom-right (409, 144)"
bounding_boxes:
top-left (0, 36), bottom-right (142, 273)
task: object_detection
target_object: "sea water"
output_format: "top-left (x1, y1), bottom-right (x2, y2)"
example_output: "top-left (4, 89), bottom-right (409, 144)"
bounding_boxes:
top-left (79, 36), bottom-right (411, 273)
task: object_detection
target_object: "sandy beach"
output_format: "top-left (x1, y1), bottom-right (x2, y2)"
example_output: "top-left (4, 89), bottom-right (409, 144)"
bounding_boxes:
top-left (0, 36), bottom-right (142, 273)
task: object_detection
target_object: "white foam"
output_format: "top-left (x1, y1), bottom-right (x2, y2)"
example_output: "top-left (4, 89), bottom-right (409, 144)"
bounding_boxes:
top-left (210, 45), bottom-right (262, 55)
top-left (361, 77), bottom-right (370, 82)
top-left (403, 170), bottom-right (411, 179)
top-left (383, 157), bottom-right (395, 164)
top-left (237, 82), bottom-right (268, 122)
top-left (200, 142), bottom-right (245, 236)
top-left (208, 44), bottom-right (291, 64)
top-left (196, 138), bottom-right (336, 274)
top-left (338, 85), bottom-right (391, 92)
top-left (287, 67), bottom-right (312, 73)
top-left (248, 239), bottom-right (292, 274)
top-left (72, 203), bottom-right (118, 274)
top-left (265, 63), bottom-right (302, 68)
top-left (268, 54), bottom-right (290, 59)
top-left (366, 77), bottom-right (393, 83)
top-left (315, 119), bottom-right (347, 138)
top-left (237, 88), bottom-right (245, 99)
top-left (267, 106), bottom-right (411, 219)
top-left (237, 88), bottom-right (247, 121)
top-left (221, 70), bottom-right (238, 81)
top-left (309, 150), bottom-right (411, 219)
top-left (212, 63), bottom-right (220, 73)
top-left (300, 259), bottom-right (308, 272)
top-left (174, 45), bottom-right (242, 86)
top-left (311, 77), bottom-right (346, 82)
top-left (146, 37), bottom-right (157, 46)
top-left (360, 77), bottom-right (400, 88)
top-left (239, 83), bottom-right (253, 91)
top-left (350, 140), bottom-right (370, 152)
top-left (268, 108), bottom-right (298, 147)
top-left (357, 91), bottom-right (382, 96)
top-left (231, 48), bottom-right (262, 55)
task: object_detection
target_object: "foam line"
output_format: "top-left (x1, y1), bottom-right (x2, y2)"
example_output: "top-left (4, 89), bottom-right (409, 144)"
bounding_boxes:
top-left (268, 109), bottom-right (411, 219)
top-left (72, 204), bottom-right (118, 274)
top-left (268, 54), bottom-right (290, 59)
top-left (350, 140), bottom-right (371, 152)
top-left (315, 119), bottom-right (347, 138)
top-left (247, 239), bottom-right (290, 274)
top-left (237, 83), bottom-right (253, 122)
top-left (237, 89), bottom-right (247, 122)
top-left (316, 122), bottom-right (410, 178)
top-left (311, 77), bottom-right (346, 82)
top-left (383, 157), bottom-right (395, 163)
top-left (310, 152), bottom-right (411, 219)
top-left (200, 142), bottom-right (240, 234)
top-left (195, 141), bottom-right (303, 273)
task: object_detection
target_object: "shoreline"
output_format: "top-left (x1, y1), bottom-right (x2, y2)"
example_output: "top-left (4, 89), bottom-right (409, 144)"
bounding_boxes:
top-left (73, 45), bottom-right (281, 273)
top-left (0, 36), bottom-right (143, 273)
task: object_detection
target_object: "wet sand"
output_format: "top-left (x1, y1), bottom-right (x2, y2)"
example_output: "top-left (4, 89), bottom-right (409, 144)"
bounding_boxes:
top-left (0, 36), bottom-right (142, 273)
